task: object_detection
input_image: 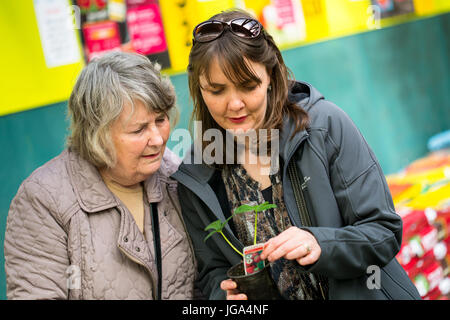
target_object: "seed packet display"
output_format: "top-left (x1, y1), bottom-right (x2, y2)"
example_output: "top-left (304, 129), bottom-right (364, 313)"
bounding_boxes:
top-left (243, 243), bottom-right (266, 275)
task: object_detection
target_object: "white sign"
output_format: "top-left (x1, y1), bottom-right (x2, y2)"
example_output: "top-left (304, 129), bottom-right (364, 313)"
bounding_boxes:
top-left (34, 0), bottom-right (81, 68)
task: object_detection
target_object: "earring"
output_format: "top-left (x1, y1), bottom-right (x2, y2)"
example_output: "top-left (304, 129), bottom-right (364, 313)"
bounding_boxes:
top-left (268, 84), bottom-right (272, 91)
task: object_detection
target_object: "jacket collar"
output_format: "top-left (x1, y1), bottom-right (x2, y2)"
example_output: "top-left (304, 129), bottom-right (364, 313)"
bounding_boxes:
top-left (67, 148), bottom-right (179, 213)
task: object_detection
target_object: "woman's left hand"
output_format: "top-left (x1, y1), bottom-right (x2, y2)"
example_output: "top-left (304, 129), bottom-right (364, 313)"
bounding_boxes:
top-left (260, 226), bottom-right (321, 266)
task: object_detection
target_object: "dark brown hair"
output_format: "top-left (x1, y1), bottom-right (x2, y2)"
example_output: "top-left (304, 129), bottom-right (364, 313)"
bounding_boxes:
top-left (187, 9), bottom-right (309, 164)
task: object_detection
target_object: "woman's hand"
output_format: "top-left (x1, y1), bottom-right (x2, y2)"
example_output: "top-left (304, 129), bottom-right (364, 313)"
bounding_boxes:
top-left (260, 226), bottom-right (321, 266)
top-left (220, 279), bottom-right (247, 300)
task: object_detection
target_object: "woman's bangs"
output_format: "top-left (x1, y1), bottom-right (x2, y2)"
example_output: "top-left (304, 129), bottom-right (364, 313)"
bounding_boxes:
top-left (200, 38), bottom-right (261, 87)
top-left (220, 50), bottom-right (262, 87)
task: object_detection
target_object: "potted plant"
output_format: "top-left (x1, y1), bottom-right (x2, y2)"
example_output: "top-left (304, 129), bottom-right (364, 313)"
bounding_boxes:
top-left (204, 201), bottom-right (282, 300)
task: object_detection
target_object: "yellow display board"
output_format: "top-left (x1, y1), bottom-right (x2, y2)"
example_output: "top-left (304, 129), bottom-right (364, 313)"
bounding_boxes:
top-left (414, 0), bottom-right (450, 16)
top-left (1, 0), bottom-right (449, 116)
top-left (325, 0), bottom-right (371, 38)
top-left (160, 0), bottom-right (236, 74)
top-left (0, 0), bottom-right (84, 117)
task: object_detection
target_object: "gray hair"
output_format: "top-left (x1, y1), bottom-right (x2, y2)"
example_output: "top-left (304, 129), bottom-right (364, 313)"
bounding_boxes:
top-left (67, 51), bottom-right (178, 168)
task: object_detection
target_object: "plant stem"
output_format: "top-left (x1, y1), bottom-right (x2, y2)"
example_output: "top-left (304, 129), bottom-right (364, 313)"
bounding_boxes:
top-left (253, 211), bottom-right (258, 245)
top-left (219, 231), bottom-right (243, 257)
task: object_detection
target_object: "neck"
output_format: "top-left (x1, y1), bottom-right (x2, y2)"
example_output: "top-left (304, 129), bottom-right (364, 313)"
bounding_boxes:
top-left (99, 168), bottom-right (142, 190)
top-left (238, 148), bottom-right (271, 168)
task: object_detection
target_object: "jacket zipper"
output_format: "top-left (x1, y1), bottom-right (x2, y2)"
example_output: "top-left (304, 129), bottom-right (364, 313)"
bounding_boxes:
top-left (287, 152), bottom-right (328, 300)
top-left (318, 282), bottom-right (327, 300)
top-left (287, 158), bottom-right (312, 227)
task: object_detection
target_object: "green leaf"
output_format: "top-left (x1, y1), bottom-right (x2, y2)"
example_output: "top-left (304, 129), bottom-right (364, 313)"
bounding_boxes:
top-left (204, 220), bottom-right (223, 232)
top-left (234, 204), bottom-right (256, 214)
top-left (256, 202), bottom-right (277, 212)
top-left (204, 230), bottom-right (218, 242)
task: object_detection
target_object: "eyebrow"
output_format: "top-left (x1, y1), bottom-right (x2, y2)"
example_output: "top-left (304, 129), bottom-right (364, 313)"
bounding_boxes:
top-left (125, 113), bottom-right (165, 127)
top-left (199, 81), bottom-right (224, 90)
top-left (131, 121), bottom-right (148, 126)
top-left (201, 78), bottom-right (258, 90)
top-left (239, 79), bottom-right (257, 86)
top-left (208, 82), bottom-right (226, 88)
top-left (124, 121), bottom-right (147, 131)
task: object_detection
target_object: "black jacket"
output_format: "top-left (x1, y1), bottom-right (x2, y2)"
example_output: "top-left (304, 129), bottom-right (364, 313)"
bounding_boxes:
top-left (172, 81), bottom-right (421, 300)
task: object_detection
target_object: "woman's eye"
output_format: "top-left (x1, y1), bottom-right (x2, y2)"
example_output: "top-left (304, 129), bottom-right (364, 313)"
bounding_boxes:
top-left (132, 127), bottom-right (144, 134)
top-left (241, 83), bottom-right (258, 91)
top-left (243, 85), bottom-right (257, 91)
top-left (210, 88), bottom-right (223, 95)
top-left (156, 116), bottom-right (167, 124)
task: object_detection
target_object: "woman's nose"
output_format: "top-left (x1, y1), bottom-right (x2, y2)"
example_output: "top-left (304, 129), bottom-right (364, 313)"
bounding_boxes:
top-left (147, 126), bottom-right (164, 147)
top-left (227, 92), bottom-right (245, 111)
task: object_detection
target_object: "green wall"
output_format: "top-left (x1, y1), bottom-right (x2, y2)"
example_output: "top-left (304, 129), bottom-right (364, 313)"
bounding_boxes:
top-left (0, 13), bottom-right (449, 299)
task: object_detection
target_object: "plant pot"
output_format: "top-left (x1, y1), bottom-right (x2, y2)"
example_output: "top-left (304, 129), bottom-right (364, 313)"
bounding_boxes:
top-left (226, 262), bottom-right (282, 300)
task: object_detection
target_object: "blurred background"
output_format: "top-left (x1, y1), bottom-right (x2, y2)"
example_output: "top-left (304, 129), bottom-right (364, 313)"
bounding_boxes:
top-left (0, 0), bottom-right (449, 300)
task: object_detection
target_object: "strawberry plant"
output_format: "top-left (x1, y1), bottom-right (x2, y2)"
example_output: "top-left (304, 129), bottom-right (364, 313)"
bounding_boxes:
top-left (204, 201), bottom-right (277, 256)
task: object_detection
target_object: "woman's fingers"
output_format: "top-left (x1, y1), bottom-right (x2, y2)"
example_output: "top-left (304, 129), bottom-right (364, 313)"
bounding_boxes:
top-left (220, 279), bottom-right (236, 291)
top-left (261, 227), bottom-right (302, 260)
top-left (265, 238), bottom-right (301, 262)
top-left (227, 293), bottom-right (248, 300)
top-left (260, 227), bottom-right (296, 260)
top-left (220, 279), bottom-right (247, 300)
top-left (261, 227), bottom-right (321, 265)
top-left (297, 247), bottom-right (320, 266)
top-left (284, 243), bottom-right (310, 260)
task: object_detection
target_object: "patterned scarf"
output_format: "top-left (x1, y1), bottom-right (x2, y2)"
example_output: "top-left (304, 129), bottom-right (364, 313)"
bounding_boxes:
top-left (221, 164), bottom-right (326, 300)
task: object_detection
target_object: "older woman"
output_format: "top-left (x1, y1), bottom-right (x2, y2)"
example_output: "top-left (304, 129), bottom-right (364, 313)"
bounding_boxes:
top-left (172, 9), bottom-right (420, 300)
top-left (4, 51), bottom-right (196, 299)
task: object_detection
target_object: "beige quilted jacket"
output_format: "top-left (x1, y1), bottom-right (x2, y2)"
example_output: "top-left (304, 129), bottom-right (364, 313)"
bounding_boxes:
top-left (4, 148), bottom-right (197, 299)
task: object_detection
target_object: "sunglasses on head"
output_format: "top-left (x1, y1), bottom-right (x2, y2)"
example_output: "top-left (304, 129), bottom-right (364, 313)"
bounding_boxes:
top-left (192, 18), bottom-right (263, 44)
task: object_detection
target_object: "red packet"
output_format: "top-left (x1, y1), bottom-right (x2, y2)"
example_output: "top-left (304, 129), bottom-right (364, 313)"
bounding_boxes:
top-left (243, 243), bottom-right (266, 275)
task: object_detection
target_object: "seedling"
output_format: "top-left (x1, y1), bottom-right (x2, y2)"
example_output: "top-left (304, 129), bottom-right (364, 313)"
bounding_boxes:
top-left (204, 201), bottom-right (277, 256)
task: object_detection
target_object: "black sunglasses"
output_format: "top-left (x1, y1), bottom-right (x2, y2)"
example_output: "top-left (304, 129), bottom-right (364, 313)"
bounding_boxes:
top-left (192, 18), bottom-right (263, 44)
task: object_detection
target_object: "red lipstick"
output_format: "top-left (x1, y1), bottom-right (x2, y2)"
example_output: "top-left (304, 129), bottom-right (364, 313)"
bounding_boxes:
top-left (229, 116), bottom-right (247, 124)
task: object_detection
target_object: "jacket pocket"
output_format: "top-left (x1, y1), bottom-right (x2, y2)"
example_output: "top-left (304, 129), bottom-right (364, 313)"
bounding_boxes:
top-left (159, 213), bottom-right (183, 259)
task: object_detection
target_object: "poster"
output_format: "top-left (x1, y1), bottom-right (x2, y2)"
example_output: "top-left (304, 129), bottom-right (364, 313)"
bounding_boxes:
top-left (82, 21), bottom-right (121, 60)
top-left (245, 0), bottom-right (328, 43)
top-left (261, 0), bottom-right (307, 46)
top-left (74, 0), bottom-right (170, 68)
top-left (34, 0), bottom-right (81, 68)
top-left (126, 3), bottom-right (167, 55)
